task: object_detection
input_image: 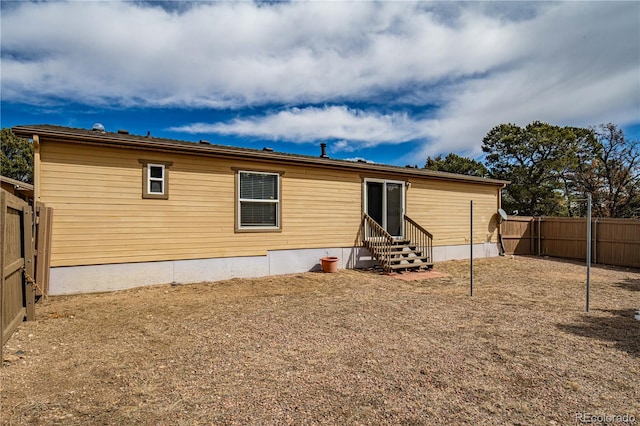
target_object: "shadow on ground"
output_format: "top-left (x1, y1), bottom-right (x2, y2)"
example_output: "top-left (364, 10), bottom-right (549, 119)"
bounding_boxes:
top-left (557, 309), bottom-right (640, 358)
top-left (617, 278), bottom-right (640, 292)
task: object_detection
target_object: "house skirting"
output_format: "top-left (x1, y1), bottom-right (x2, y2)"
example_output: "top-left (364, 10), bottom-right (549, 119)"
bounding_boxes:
top-left (49, 243), bottom-right (499, 295)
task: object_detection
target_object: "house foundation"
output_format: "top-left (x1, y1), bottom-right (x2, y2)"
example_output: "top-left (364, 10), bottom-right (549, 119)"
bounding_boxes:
top-left (49, 243), bottom-right (498, 295)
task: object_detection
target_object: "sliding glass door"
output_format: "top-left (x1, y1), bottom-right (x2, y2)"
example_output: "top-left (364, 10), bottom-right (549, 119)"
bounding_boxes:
top-left (365, 179), bottom-right (405, 238)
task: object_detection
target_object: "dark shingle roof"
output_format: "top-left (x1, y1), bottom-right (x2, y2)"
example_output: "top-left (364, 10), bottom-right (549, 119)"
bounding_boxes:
top-left (12, 124), bottom-right (508, 186)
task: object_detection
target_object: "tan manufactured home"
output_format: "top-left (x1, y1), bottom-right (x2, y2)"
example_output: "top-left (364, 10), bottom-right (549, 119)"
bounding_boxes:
top-left (12, 125), bottom-right (508, 294)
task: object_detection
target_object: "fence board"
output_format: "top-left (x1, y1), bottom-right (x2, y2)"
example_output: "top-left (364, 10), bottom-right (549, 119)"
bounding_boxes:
top-left (502, 215), bottom-right (640, 268)
top-left (502, 216), bottom-right (534, 255)
top-left (541, 218), bottom-right (586, 260)
top-left (1, 189), bottom-right (37, 363)
top-left (1, 191), bottom-right (27, 362)
top-left (35, 204), bottom-right (53, 295)
top-left (23, 206), bottom-right (35, 320)
top-left (2, 199), bottom-right (25, 348)
top-left (0, 191), bottom-right (4, 362)
top-left (594, 219), bottom-right (640, 268)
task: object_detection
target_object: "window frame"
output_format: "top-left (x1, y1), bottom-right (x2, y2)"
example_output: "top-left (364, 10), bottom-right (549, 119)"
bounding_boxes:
top-left (139, 159), bottom-right (173, 200)
top-left (235, 169), bottom-right (283, 233)
top-left (148, 164), bottom-right (165, 195)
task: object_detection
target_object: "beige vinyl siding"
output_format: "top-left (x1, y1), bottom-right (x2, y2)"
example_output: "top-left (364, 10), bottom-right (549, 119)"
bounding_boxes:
top-left (407, 179), bottom-right (499, 246)
top-left (40, 141), bottom-right (362, 267)
top-left (40, 141), bottom-right (502, 267)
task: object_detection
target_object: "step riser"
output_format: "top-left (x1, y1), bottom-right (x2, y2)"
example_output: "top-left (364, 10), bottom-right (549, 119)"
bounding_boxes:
top-left (364, 241), bottom-right (433, 272)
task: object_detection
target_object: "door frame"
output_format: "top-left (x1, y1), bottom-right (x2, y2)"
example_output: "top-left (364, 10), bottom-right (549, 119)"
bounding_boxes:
top-left (363, 178), bottom-right (406, 239)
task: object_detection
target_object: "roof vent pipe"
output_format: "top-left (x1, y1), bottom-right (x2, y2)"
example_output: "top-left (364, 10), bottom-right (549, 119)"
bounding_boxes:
top-left (320, 143), bottom-right (328, 158)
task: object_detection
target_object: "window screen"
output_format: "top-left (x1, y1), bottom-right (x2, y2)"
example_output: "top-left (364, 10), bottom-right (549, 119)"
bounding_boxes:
top-left (148, 165), bottom-right (164, 194)
top-left (239, 171), bottom-right (279, 228)
top-left (139, 160), bottom-right (171, 200)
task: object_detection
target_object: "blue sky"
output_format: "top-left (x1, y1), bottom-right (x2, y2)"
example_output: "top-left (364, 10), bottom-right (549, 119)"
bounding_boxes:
top-left (1, 1), bottom-right (639, 166)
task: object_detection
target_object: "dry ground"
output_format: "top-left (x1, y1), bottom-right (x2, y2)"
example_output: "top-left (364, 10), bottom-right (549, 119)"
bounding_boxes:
top-left (1, 256), bottom-right (639, 425)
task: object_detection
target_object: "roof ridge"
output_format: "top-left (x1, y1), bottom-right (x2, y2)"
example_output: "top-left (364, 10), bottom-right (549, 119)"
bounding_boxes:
top-left (11, 124), bottom-right (509, 186)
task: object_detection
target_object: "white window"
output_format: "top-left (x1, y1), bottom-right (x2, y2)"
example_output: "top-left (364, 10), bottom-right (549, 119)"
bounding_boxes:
top-left (139, 159), bottom-right (172, 200)
top-left (237, 171), bottom-right (280, 230)
top-left (147, 164), bottom-right (165, 195)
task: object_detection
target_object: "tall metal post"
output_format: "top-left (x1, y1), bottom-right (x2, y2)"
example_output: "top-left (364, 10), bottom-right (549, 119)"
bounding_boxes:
top-left (586, 193), bottom-right (592, 312)
top-left (470, 200), bottom-right (473, 297)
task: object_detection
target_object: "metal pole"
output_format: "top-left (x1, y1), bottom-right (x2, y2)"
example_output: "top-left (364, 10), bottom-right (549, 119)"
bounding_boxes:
top-left (586, 193), bottom-right (592, 312)
top-left (470, 200), bottom-right (473, 297)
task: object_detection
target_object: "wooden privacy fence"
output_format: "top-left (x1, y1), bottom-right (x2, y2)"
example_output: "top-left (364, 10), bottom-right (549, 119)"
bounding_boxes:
top-left (1, 189), bottom-right (34, 362)
top-left (34, 202), bottom-right (53, 296)
top-left (501, 216), bottom-right (640, 268)
top-left (1, 189), bottom-right (53, 362)
top-left (501, 216), bottom-right (537, 255)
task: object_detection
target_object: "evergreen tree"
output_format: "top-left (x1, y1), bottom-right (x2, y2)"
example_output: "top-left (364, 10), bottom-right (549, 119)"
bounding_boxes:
top-left (424, 153), bottom-right (488, 177)
top-left (1, 128), bottom-right (34, 183)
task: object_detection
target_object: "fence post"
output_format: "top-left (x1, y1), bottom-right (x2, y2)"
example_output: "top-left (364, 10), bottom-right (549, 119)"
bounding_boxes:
top-left (530, 218), bottom-right (535, 255)
top-left (1, 191), bottom-right (5, 364)
top-left (34, 204), bottom-right (53, 296)
top-left (23, 206), bottom-right (35, 321)
top-left (593, 218), bottom-right (598, 264)
top-left (538, 217), bottom-right (542, 256)
top-left (586, 194), bottom-right (592, 313)
top-left (470, 200), bottom-right (473, 297)
top-left (43, 207), bottom-right (53, 294)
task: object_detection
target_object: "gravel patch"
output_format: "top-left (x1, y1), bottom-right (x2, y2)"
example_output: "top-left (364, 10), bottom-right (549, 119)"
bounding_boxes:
top-left (1, 256), bottom-right (639, 425)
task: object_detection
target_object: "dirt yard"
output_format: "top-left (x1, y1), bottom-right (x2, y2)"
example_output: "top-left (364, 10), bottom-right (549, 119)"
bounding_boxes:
top-left (1, 256), bottom-right (639, 425)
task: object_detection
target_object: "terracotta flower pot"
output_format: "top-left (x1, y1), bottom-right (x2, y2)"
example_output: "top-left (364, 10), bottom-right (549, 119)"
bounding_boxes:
top-left (320, 256), bottom-right (339, 273)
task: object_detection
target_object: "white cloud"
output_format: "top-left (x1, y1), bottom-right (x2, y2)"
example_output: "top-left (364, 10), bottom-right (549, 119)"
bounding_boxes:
top-left (170, 106), bottom-right (437, 151)
top-left (410, 1), bottom-right (640, 158)
top-left (1, 1), bottom-right (638, 158)
top-left (0, 1), bottom-right (534, 107)
top-left (344, 157), bottom-right (375, 164)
